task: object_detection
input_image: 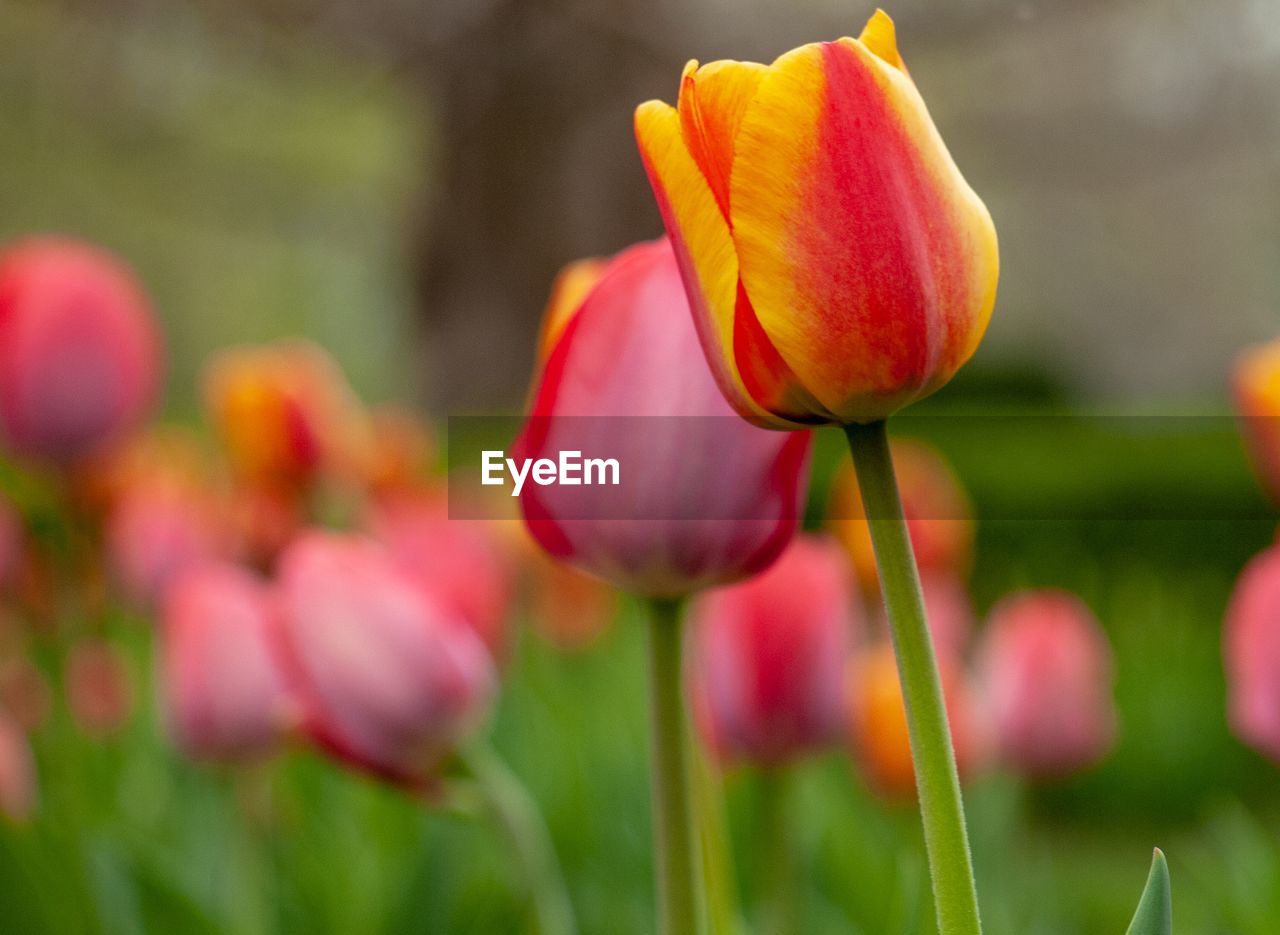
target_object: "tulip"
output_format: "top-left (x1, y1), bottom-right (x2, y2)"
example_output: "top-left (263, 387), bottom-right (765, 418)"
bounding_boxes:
top-left (107, 478), bottom-right (228, 607)
top-left (828, 438), bottom-right (974, 596)
top-left (66, 639), bottom-right (134, 737)
top-left (519, 237), bottom-right (811, 597)
top-left (361, 406), bottom-right (435, 495)
top-left (1233, 339), bottom-right (1280, 505)
top-left (847, 643), bottom-right (984, 796)
top-left (367, 488), bottom-right (514, 660)
top-left (276, 531), bottom-right (496, 785)
top-left (527, 549), bottom-right (619, 651)
top-left (1225, 546), bottom-right (1280, 761)
top-left (0, 711), bottom-right (35, 821)
top-left (161, 563), bottom-right (299, 761)
top-left (977, 590), bottom-right (1116, 777)
top-left (634, 10), bottom-right (998, 428)
top-left (202, 339), bottom-right (366, 490)
top-left (0, 237), bottom-right (163, 464)
top-left (688, 535), bottom-right (856, 765)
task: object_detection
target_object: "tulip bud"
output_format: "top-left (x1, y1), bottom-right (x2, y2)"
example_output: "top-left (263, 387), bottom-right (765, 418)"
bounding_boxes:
top-left (276, 531), bottom-right (496, 785)
top-left (828, 438), bottom-right (973, 597)
top-left (1225, 546), bottom-right (1280, 761)
top-left (0, 238), bottom-right (163, 464)
top-left (66, 639), bottom-right (134, 737)
top-left (161, 563), bottom-right (298, 761)
top-left (688, 535), bottom-right (857, 765)
top-left (0, 711), bottom-right (36, 821)
top-left (366, 489), bottom-right (513, 661)
top-left (847, 643), bottom-right (984, 796)
top-left (977, 590), bottom-right (1116, 777)
top-left (636, 11), bottom-right (997, 427)
top-left (1234, 339), bottom-right (1280, 505)
top-left (519, 237), bottom-right (811, 598)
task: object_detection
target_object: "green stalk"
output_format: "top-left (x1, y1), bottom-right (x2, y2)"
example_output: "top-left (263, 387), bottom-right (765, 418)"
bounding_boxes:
top-left (458, 742), bottom-right (577, 935)
top-left (756, 769), bottom-right (794, 935)
top-left (646, 598), bottom-right (702, 935)
top-left (844, 420), bottom-right (983, 935)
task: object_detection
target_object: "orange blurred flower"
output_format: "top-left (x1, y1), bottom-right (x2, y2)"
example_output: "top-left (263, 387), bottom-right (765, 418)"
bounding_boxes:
top-left (1234, 338), bottom-right (1280, 505)
top-left (526, 549), bottom-right (618, 651)
top-left (635, 10), bottom-right (998, 427)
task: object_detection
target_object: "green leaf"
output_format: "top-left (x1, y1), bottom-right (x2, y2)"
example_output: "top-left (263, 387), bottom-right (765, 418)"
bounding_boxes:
top-left (1125, 848), bottom-right (1172, 935)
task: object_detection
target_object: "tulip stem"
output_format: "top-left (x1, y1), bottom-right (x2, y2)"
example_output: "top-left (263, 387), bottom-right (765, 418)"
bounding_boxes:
top-left (757, 768), bottom-right (795, 935)
top-left (844, 420), bottom-right (983, 935)
top-left (646, 597), bottom-right (702, 935)
top-left (459, 741), bottom-right (577, 935)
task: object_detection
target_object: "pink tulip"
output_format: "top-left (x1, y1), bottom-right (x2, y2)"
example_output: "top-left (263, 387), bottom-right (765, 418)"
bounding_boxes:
top-left (276, 531), bottom-right (496, 785)
top-left (161, 563), bottom-right (299, 761)
top-left (0, 238), bottom-right (162, 464)
top-left (1225, 545), bottom-right (1280, 761)
top-left (519, 238), bottom-right (811, 597)
top-left (688, 535), bottom-right (856, 765)
top-left (366, 489), bottom-right (513, 661)
top-left (0, 711), bottom-right (35, 821)
top-left (107, 479), bottom-right (228, 608)
top-left (978, 590), bottom-right (1116, 777)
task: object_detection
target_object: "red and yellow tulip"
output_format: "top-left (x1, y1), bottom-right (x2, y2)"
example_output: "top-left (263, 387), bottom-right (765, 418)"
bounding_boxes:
top-left (635, 9), bottom-right (998, 427)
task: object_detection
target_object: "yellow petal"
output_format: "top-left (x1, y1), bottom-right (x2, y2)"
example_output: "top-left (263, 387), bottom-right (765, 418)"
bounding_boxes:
top-left (676, 59), bottom-right (767, 221)
top-left (858, 8), bottom-right (906, 73)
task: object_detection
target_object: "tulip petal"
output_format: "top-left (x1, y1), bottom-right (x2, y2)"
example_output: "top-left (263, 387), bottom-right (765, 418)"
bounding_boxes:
top-left (730, 36), bottom-right (998, 421)
top-left (677, 59), bottom-right (767, 221)
top-left (536, 257), bottom-right (606, 366)
top-left (858, 8), bottom-right (906, 72)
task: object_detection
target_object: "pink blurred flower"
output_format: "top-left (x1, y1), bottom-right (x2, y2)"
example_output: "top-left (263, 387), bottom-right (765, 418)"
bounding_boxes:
top-left (66, 639), bottom-right (134, 737)
top-left (0, 237), bottom-right (162, 465)
top-left (107, 479), bottom-right (229, 608)
top-left (978, 590), bottom-right (1116, 777)
top-left (519, 238), bottom-right (811, 598)
top-left (0, 711), bottom-right (35, 821)
top-left (689, 535), bottom-right (857, 766)
top-left (367, 488), bottom-right (513, 661)
top-left (1225, 546), bottom-right (1280, 761)
top-left (276, 531), bottom-right (496, 786)
top-left (161, 563), bottom-right (299, 761)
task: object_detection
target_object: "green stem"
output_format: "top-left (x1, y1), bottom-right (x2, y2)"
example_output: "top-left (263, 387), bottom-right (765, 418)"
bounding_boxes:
top-left (459, 742), bottom-right (577, 935)
top-left (844, 420), bottom-right (983, 935)
top-left (757, 769), bottom-right (794, 935)
top-left (646, 598), bottom-right (701, 935)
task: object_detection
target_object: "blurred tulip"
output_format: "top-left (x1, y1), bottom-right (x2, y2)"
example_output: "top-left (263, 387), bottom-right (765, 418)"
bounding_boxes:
top-left (161, 563), bottom-right (298, 761)
top-left (107, 478), bottom-right (228, 608)
top-left (228, 482), bottom-right (305, 570)
top-left (1234, 339), bottom-right (1280, 505)
top-left (533, 256), bottom-right (607, 373)
top-left (0, 712), bottom-right (35, 821)
top-left (361, 406), bottom-right (435, 495)
top-left (367, 489), bottom-right (514, 660)
top-left (519, 237), bottom-right (811, 598)
top-left (635, 10), bottom-right (998, 428)
top-left (828, 438), bottom-right (973, 597)
top-left (689, 535), bottom-right (857, 765)
top-left (0, 237), bottom-right (162, 464)
top-left (69, 426), bottom-right (211, 519)
top-left (978, 590), bottom-right (1116, 777)
top-left (66, 639), bottom-right (133, 737)
top-left (847, 643), bottom-right (984, 796)
top-left (1225, 546), bottom-right (1280, 761)
top-left (0, 656), bottom-right (50, 733)
top-left (0, 497), bottom-right (21, 593)
top-left (277, 531), bottom-right (496, 785)
top-left (866, 573), bottom-right (974, 662)
top-left (527, 550), bottom-right (619, 651)
top-left (202, 339), bottom-right (367, 490)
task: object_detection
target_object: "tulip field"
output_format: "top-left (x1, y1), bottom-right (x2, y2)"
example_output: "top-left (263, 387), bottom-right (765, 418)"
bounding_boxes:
top-left (2, 4), bottom-right (1280, 935)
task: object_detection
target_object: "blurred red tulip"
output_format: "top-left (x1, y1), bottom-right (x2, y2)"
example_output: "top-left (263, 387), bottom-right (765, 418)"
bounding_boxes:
top-left (828, 438), bottom-right (973, 598)
top-left (1225, 546), bottom-right (1280, 762)
top-left (689, 535), bottom-right (857, 766)
top-left (366, 489), bottom-right (513, 661)
top-left (202, 339), bottom-right (367, 491)
top-left (0, 656), bottom-right (50, 733)
top-left (1234, 339), bottom-right (1280, 505)
top-left (847, 642), bottom-right (985, 796)
top-left (161, 563), bottom-right (299, 761)
top-left (519, 238), bottom-right (811, 598)
top-left (66, 639), bottom-right (134, 737)
top-left (276, 531), bottom-right (496, 785)
top-left (107, 478), bottom-right (229, 608)
top-left (227, 483), bottom-right (305, 570)
top-left (0, 237), bottom-right (162, 465)
top-left (978, 590), bottom-right (1116, 777)
top-left (0, 711), bottom-right (35, 821)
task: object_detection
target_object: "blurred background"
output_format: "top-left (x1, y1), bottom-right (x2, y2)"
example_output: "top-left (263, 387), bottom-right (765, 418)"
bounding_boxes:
top-left (0, 0), bottom-right (1279, 933)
